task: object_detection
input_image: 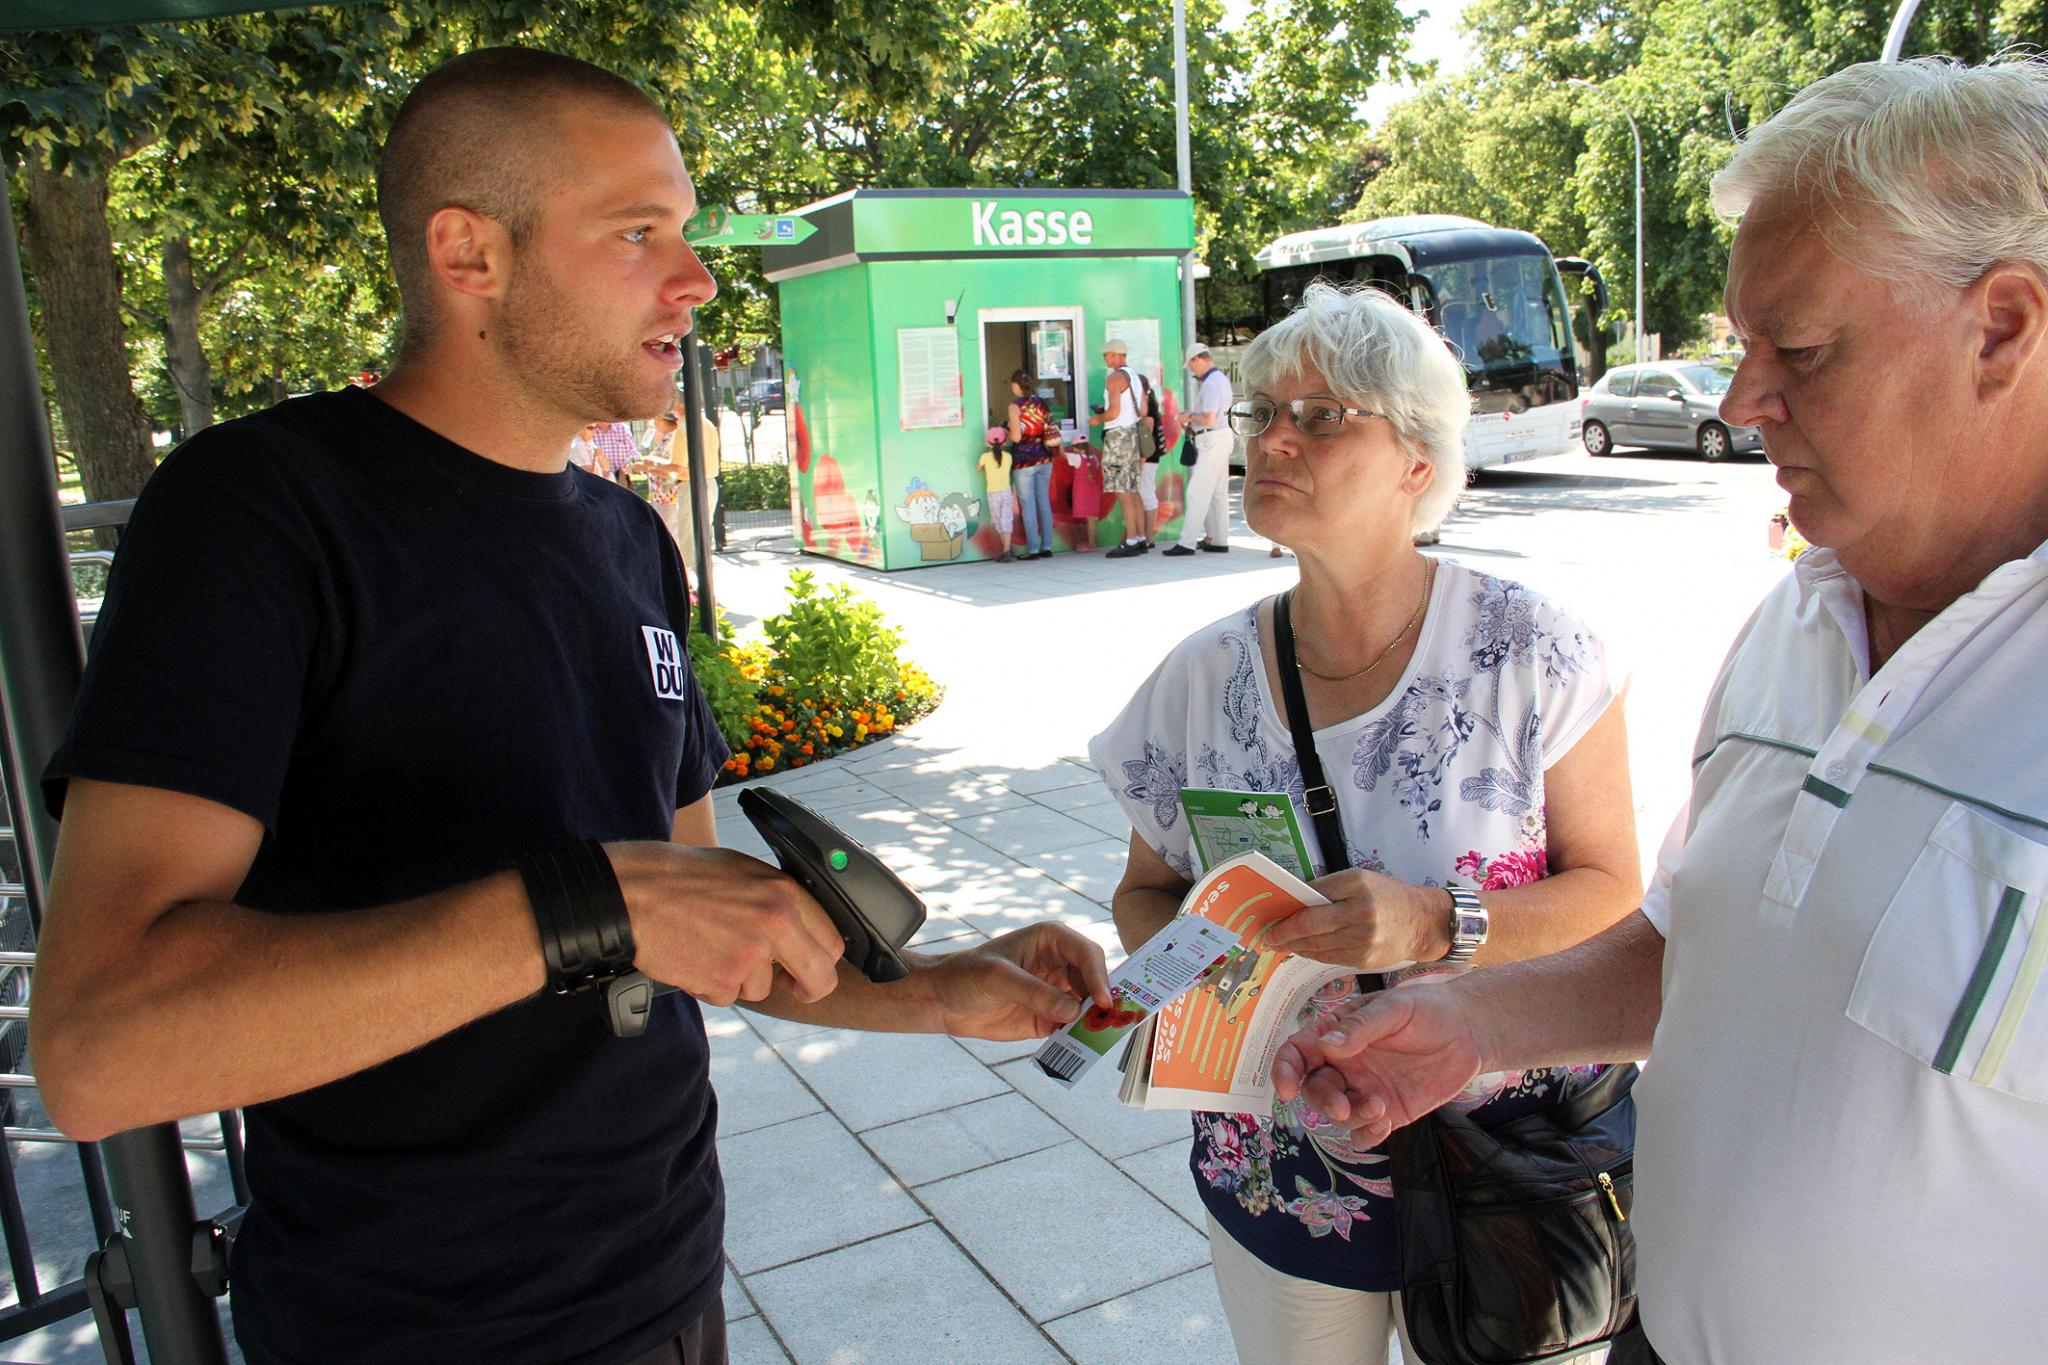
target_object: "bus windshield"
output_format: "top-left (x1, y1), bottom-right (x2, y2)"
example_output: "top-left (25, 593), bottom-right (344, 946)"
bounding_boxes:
top-left (1419, 251), bottom-right (1572, 379)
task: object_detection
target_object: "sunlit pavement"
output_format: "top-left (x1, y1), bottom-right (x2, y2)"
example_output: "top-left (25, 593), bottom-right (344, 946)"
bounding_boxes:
top-left (6, 445), bottom-right (1787, 1363)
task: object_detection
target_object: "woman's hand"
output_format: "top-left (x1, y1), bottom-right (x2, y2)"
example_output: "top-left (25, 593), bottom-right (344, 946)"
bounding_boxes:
top-left (1262, 869), bottom-right (1452, 971)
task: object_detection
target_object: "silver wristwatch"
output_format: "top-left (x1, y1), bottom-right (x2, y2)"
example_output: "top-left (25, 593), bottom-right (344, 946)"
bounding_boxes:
top-left (1441, 888), bottom-right (1489, 966)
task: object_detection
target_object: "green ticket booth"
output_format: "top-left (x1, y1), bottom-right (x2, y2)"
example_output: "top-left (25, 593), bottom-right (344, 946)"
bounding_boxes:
top-left (761, 188), bottom-right (1196, 569)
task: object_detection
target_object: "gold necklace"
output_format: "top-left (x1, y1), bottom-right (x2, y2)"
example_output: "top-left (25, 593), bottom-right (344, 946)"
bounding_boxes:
top-left (1293, 558), bottom-right (1435, 683)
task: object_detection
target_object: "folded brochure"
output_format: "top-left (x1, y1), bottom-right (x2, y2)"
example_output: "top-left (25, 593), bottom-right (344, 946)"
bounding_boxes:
top-left (1033, 850), bottom-right (1344, 1104)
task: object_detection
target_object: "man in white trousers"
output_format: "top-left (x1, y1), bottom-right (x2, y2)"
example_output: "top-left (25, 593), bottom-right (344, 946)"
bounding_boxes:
top-left (1162, 342), bottom-right (1235, 556)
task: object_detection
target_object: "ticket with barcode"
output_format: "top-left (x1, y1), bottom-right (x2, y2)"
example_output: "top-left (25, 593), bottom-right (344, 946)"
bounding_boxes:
top-left (1032, 913), bottom-right (1242, 1087)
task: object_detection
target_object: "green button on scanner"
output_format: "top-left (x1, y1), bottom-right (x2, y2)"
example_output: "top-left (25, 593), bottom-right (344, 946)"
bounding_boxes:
top-left (828, 849), bottom-right (850, 872)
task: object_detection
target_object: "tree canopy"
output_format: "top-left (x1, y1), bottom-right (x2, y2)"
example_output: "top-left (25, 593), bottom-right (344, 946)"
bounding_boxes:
top-left (3, 0), bottom-right (2036, 497)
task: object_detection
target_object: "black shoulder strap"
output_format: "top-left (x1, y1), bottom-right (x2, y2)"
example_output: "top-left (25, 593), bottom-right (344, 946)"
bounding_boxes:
top-left (1272, 590), bottom-right (1349, 874)
top-left (1274, 591), bottom-right (1383, 997)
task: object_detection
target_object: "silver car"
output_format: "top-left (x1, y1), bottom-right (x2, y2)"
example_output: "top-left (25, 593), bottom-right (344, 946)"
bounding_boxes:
top-left (1579, 361), bottom-right (1763, 461)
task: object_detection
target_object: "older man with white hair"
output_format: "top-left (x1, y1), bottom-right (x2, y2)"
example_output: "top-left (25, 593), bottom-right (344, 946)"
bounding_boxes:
top-left (1273, 56), bottom-right (2048, 1364)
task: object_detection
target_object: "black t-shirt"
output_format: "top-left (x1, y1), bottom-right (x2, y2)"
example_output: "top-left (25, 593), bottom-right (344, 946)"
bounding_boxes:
top-left (44, 387), bottom-right (731, 1365)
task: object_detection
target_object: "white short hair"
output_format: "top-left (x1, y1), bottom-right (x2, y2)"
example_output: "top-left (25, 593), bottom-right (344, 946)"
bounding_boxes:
top-left (1239, 281), bottom-right (1470, 534)
top-left (1712, 55), bottom-right (2048, 309)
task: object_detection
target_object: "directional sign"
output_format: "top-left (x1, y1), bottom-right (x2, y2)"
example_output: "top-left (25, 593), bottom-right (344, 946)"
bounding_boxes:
top-left (685, 207), bottom-right (816, 247)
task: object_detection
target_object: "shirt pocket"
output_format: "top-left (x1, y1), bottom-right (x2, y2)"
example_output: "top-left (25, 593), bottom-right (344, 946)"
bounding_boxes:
top-left (1846, 801), bottom-right (2048, 1104)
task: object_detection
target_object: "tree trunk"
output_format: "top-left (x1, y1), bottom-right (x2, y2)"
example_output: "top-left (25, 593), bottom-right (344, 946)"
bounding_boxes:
top-left (19, 157), bottom-right (156, 503)
top-left (161, 234), bottom-right (216, 435)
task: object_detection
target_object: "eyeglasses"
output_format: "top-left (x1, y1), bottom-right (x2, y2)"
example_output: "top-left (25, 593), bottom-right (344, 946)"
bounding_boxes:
top-left (1227, 396), bottom-right (1384, 438)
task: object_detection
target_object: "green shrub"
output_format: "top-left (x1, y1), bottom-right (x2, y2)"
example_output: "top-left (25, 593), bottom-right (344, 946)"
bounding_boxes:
top-left (708, 571), bottom-right (944, 782)
top-left (760, 569), bottom-right (906, 702)
top-left (719, 462), bottom-right (790, 512)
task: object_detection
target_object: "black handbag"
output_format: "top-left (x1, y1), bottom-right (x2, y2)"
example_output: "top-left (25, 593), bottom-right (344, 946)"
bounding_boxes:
top-left (1272, 587), bottom-right (1639, 1365)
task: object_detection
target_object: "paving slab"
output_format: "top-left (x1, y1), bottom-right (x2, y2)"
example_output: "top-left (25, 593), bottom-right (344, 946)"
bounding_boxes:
top-left (726, 1313), bottom-right (794, 1365)
top-left (719, 1113), bottom-right (926, 1273)
top-left (1042, 1266), bottom-right (1236, 1365)
top-left (745, 1223), bottom-right (1064, 1364)
top-left (707, 1014), bottom-right (823, 1138)
top-left (919, 1142), bottom-right (1210, 1321)
top-left (1009, 837), bottom-right (1133, 902)
top-left (862, 1092), bottom-right (1074, 1187)
top-left (952, 803), bottom-right (1109, 856)
top-left (995, 1057), bottom-right (1192, 1159)
top-left (1116, 1138), bottom-right (1207, 1232)
top-left (993, 760), bottom-right (1103, 795)
top-left (1028, 780), bottom-right (1121, 813)
top-left (770, 1029), bottom-right (1008, 1132)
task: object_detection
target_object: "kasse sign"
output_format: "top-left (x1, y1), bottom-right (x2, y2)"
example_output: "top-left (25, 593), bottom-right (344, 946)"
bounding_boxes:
top-left (971, 201), bottom-right (1094, 248)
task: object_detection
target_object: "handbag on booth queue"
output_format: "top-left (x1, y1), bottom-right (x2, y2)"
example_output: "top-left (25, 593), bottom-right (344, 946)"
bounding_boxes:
top-left (1272, 588), bottom-right (1640, 1365)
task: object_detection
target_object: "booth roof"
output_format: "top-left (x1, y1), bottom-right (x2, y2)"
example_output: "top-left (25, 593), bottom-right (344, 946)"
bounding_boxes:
top-left (761, 188), bottom-right (1196, 283)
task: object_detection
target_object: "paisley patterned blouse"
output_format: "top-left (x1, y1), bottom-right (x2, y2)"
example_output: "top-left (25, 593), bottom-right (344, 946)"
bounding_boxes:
top-left (1086, 561), bottom-right (1618, 1291)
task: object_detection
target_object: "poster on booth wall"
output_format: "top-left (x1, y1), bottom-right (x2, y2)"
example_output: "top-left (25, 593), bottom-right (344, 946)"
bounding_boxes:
top-left (1106, 318), bottom-right (1164, 393)
top-left (898, 327), bottom-right (964, 430)
top-left (1033, 323), bottom-right (1071, 380)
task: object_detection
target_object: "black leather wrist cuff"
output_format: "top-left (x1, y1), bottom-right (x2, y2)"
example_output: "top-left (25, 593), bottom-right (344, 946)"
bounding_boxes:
top-left (516, 840), bottom-right (636, 995)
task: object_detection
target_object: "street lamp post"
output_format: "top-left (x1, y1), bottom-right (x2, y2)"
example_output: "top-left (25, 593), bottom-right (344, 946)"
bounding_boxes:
top-left (1172, 0), bottom-right (1197, 399)
top-left (1569, 78), bottom-right (1645, 366)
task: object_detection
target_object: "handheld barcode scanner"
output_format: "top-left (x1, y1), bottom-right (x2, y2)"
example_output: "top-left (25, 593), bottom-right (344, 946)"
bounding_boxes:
top-left (605, 788), bottom-right (930, 1037)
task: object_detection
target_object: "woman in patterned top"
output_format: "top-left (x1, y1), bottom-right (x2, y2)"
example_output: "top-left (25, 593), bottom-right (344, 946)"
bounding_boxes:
top-left (1088, 282), bottom-right (1643, 1365)
top-left (1007, 370), bottom-right (1057, 559)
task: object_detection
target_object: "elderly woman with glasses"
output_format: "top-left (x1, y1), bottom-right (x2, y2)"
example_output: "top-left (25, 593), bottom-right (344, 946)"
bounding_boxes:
top-left (1087, 282), bottom-right (1643, 1365)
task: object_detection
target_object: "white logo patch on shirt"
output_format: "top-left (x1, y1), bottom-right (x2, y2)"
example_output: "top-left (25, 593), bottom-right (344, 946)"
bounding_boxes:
top-left (642, 626), bottom-right (686, 700)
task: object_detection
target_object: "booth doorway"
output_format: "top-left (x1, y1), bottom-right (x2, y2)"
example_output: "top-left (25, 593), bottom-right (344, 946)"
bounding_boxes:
top-left (978, 307), bottom-right (1085, 441)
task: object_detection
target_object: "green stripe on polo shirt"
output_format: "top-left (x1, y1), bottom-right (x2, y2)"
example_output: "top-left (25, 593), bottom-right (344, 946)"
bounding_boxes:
top-left (1864, 765), bottom-right (2048, 838)
top-left (1801, 774), bottom-right (1853, 808)
top-left (1973, 899), bottom-right (2048, 1086)
top-left (1693, 732), bottom-right (1819, 766)
top-left (1935, 887), bottom-right (2026, 1075)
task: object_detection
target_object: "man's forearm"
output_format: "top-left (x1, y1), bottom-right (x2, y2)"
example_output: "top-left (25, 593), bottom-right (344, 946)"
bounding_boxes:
top-left (1462, 909), bottom-right (1665, 1072)
top-left (752, 957), bottom-right (945, 1033)
top-left (33, 874), bottom-right (545, 1140)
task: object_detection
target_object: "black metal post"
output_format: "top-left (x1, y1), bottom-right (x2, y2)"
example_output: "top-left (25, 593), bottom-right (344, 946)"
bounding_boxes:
top-left (680, 332), bottom-right (718, 642)
top-left (96, 1130), bottom-right (226, 1362)
top-left (0, 164), bottom-right (229, 1365)
top-left (708, 347), bottom-right (727, 554)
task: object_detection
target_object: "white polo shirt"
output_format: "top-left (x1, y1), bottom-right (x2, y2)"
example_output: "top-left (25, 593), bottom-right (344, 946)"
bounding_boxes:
top-left (1634, 539), bottom-right (2048, 1363)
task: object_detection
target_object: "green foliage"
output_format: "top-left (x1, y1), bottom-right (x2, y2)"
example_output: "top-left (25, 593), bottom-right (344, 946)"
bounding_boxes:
top-left (760, 568), bottom-right (907, 704)
top-left (686, 612), bottom-right (774, 752)
top-left (718, 461), bottom-right (791, 512)
top-left (684, 576), bottom-right (943, 782)
top-left (1356, 0), bottom-right (2048, 355)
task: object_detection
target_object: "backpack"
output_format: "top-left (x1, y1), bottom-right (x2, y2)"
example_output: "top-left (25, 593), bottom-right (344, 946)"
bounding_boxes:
top-left (1016, 395), bottom-right (1049, 441)
top-left (1125, 369), bottom-right (1167, 462)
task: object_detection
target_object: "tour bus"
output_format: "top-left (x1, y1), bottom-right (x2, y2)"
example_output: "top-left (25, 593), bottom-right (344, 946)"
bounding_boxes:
top-left (1221, 214), bottom-right (1604, 471)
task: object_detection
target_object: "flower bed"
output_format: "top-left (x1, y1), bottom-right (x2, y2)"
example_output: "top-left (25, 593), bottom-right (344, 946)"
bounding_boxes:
top-left (687, 569), bottom-right (942, 783)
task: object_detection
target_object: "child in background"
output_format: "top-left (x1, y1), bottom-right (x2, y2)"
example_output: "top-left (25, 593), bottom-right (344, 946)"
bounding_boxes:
top-left (978, 426), bottom-right (1018, 562)
top-left (1056, 429), bottom-right (1102, 551)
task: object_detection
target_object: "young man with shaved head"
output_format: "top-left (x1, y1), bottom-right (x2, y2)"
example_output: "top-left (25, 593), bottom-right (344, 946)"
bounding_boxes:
top-left (29, 48), bottom-right (1107, 1365)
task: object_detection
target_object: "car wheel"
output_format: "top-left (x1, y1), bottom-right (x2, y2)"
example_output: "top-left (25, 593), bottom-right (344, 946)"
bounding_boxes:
top-left (1697, 421), bottom-right (1730, 462)
top-left (1582, 419), bottom-right (1611, 456)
